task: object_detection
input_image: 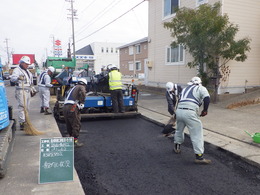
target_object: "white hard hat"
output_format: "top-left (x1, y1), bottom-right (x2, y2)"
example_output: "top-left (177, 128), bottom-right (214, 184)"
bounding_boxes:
top-left (108, 64), bottom-right (117, 70)
top-left (187, 76), bottom-right (202, 85)
top-left (48, 66), bottom-right (55, 73)
top-left (166, 82), bottom-right (174, 92)
top-left (77, 78), bottom-right (87, 85)
top-left (20, 56), bottom-right (31, 65)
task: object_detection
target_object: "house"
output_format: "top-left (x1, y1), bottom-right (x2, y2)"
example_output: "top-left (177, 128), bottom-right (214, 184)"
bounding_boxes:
top-left (75, 42), bottom-right (124, 74)
top-left (75, 45), bottom-right (95, 71)
top-left (147, 0), bottom-right (260, 94)
top-left (118, 37), bottom-right (148, 79)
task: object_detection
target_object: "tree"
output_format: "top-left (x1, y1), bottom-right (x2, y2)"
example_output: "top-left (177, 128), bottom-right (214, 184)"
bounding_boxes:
top-left (164, 2), bottom-right (251, 89)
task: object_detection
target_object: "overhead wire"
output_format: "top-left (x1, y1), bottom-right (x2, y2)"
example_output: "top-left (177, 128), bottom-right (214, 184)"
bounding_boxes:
top-left (79, 0), bottom-right (96, 14)
top-left (76, 0), bottom-right (146, 43)
top-left (75, 0), bottom-right (123, 36)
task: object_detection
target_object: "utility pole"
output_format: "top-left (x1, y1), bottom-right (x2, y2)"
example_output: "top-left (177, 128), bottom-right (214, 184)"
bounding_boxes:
top-left (4, 38), bottom-right (10, 65)
top-left (66, 0), bottom-right (77, 60)
top-left (50, 35), bottom-right (55, 57)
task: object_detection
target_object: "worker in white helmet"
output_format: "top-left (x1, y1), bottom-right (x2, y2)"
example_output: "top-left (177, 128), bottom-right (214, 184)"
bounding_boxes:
top-left (10, 56), bottom-right (34, 130)
top-left (63, 78), bottom-right (87, 147)
top-left (173, 76), bottom-right (211, 164)
top-left (162, 82), bottom-right (182, 136)
top-left (38, 66), bottom-right (55, 115)
top-left (108, 64), bottom-right (125, 113)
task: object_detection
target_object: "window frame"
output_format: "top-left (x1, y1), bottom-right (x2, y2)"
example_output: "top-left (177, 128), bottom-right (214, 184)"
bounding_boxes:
top-left (135, 61), bottom-right (141, 71)
top-left (129, 46), bottom-right (134, 55)
top-left (135, 44), bottom-right (141, 54)
top-left (128, 62), bottom-right (134, 71)
top-left (165, 44), bottom-right (185, 65)
top-left (196, 0), bottom-right (208, 7)
top-left (163, 0), bottom-right (179, 19)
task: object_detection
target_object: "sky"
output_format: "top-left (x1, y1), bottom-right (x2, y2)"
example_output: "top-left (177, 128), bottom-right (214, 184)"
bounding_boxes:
top-left (0, 0), bottom-right (148, 65)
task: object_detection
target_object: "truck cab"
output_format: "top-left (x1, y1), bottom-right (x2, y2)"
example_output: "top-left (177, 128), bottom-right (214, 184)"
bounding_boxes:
top-left (0, 60), bottom-right (16, 178)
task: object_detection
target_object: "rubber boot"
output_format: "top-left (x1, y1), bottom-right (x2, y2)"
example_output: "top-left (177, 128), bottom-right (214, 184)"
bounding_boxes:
top-left (44, 108), bottom-right (52, 115)
top-left (194, 154), bottom-right (212, 164)
top-left (40, 107), bottom-right (44, 113)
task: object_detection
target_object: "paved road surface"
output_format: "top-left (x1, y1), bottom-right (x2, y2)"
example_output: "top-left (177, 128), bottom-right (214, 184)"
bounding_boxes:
top-left (57, 117), bottom-right (260, 195)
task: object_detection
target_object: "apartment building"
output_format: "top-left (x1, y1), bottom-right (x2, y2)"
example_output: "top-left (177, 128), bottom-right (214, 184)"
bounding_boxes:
top-left (147, 0), bottom-right (260, 94)
top-left (75, 42), bottom-right (124, 74)
top-left (118, 37), bottom-right (148, 79)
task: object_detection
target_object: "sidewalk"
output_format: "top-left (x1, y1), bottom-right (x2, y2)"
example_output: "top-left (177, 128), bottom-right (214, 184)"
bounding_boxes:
top-left (0, 86), bottom-right (85, 195)
top-left (137, 85), bottom-right (260, 168)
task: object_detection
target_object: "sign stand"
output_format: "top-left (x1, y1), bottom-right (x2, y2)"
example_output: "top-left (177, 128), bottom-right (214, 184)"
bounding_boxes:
top-left (39, 137), bottom-right (74, 184)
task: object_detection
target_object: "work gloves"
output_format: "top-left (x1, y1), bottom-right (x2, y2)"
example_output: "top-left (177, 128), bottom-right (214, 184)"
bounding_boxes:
top-left (18, 75), bottom-right (25, 80)
top-left (200, 110), bottom-right (208, 117)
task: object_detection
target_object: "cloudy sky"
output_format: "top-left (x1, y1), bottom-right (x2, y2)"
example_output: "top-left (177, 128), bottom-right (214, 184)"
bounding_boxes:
top-left (0, 0), bottom-right (148, 65)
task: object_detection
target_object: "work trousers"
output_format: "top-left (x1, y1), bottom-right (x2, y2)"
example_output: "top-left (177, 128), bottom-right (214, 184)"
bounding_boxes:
top-left (38, 86), bottom-right (50, 108)
top-left (174, 108), bottom-right (204, 154)
top-left (63, 104), bottom-right (81, 138)
top-left (110, 89), bottom-right (124, 113)
top-left (15, 89), bottom-right (31, 123)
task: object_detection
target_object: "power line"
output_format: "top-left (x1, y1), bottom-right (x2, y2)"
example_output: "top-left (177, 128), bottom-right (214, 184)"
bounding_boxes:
top-left (75, 0), bottom-right (122, 36)
top-left (76, 0), bottom-right (146, 43)
top-left (79, 0), bottom-right (95, 14)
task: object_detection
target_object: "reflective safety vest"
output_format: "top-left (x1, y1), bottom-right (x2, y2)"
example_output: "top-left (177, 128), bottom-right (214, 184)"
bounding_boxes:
top-left (38, 71), bottom-right (47, 86)
top-left (64, 86), bottom-right (77, 104)
top-left (109, 70), bottom-right (122, 90)
top-left (179, 85), bottom-right (201, 106)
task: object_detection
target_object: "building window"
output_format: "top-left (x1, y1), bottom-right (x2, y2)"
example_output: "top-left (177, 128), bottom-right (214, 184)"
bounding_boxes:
top-left (166, 44), bottom-right (184, 64)
top-left (136, 45), bottom-right (141, 54)
top-left (101, 47), bottom-right (104, 53)
top-left (106, 48), bottom-right (109, 53)
top-left (164, 0), bottom-right (179, 17)
top-left (135, 61), bottom-right (141, 71)
top-left (129, 46), bottom-right (134, 55)
top-left (129, 62), bottom-right (134, 71)
top-left (196, 0), bottom-right (208, 7)
top-left (111, 48), bottom-right (114, 53)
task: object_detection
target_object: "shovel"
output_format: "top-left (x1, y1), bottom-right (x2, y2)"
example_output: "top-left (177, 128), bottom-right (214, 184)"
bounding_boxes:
top-left (244, 130), bottom-right (260, 143)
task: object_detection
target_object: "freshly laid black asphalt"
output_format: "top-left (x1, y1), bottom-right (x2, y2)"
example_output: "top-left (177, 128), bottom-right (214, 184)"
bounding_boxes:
top-left (57, 117), bottom-right (260, 195)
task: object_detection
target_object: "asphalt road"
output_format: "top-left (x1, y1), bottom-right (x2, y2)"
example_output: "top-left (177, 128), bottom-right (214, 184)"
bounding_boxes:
top-left (57, 117), bottom-right (260, 195)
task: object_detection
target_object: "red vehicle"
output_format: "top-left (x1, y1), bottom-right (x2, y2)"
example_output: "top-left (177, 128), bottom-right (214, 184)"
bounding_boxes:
top-left (9, 54), bottom-right (38, 85)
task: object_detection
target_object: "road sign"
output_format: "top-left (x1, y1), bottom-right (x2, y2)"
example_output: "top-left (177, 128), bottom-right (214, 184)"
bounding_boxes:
top-left (55, 40), bottom-right (61, 46)
top-left (39, 137), bottom-right (74, 184)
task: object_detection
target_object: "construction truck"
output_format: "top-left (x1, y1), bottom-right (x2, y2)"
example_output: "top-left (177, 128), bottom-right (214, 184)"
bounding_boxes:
top-left (53, 67), bottom-right (139, 120)
top-left (43, 57), bottom-right (76, 94)
top-left (0, 59), bottom-right (16, 178)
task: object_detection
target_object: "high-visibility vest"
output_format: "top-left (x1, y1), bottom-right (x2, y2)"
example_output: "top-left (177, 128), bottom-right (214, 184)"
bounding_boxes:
top-left (109, 70), bottom-right (122, 90)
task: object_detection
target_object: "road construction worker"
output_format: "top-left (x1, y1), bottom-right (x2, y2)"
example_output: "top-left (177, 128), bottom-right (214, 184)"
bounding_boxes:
top-left (162, 82), bottom-right (182, 136)
top-left (173, 76), bottom-right (211, 164)
top-left (108, 64), bottom-right (125, 113)
top-left (63, 78), bottom-right (87, 147)
top-left (38, 66), bottom-right (55, 115)
top-left (10, 56), bottom-right (34, 130)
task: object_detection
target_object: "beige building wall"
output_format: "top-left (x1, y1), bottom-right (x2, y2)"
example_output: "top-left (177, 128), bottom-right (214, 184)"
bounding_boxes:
top-left (148, 0), bottom-right (260, 93)
top-left (220, 0), bottom-right (260, 93)
top-left (148, 0), bottom-right (198, 88)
